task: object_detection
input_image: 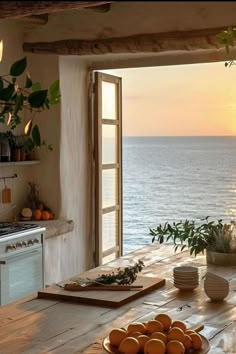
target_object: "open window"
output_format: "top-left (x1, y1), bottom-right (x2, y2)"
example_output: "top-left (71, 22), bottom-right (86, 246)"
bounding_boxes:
top-left (94, 72), bottom-right (122, 266)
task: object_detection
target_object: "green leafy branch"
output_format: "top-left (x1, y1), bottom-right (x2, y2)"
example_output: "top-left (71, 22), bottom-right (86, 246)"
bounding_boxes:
top-left (217, 27), bottom-right (236, 67)
top-left (149, 217), bottom-right (233, 256)
top-left (0, 57), bottom-right (60, 151)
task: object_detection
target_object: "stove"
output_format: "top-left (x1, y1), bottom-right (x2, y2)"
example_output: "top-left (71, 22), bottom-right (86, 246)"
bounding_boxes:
top-left (0, 222), bottom-right (46, 306)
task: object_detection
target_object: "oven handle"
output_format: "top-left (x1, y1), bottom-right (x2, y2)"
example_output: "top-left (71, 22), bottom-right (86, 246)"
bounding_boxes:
top-left (0, 246), bottom-right (42, 264)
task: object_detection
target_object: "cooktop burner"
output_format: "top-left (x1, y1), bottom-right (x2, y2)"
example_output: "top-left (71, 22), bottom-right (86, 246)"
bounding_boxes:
top-left (0, 222), bottom-right (40, 237)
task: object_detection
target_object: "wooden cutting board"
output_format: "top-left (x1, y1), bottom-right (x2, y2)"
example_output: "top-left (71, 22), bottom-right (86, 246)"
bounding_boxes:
top-left (38, 275), bottom-right (165, 308)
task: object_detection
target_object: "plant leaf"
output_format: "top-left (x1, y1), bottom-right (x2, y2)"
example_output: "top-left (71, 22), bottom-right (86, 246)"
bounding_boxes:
top-left (0, 78), bottom-right (4, 91)
top-left (32, 82), bottom-right (42, 92)
top-left (28, 90), bottom-right (48, 108)
top-left (32, 125), bottom-right (41, 146)
top-left (49, 80), bottom-right (60, 98)
top-left (24, 119), bottom-right (33, 136)
top-left (25, 74), bottom-right (32, 88)
top-left (10, 57), bottom-right (27, 77)
top-left (0, 84), bottom-right (15, 100)
top-left (14, 93), bottom-right (24, 115)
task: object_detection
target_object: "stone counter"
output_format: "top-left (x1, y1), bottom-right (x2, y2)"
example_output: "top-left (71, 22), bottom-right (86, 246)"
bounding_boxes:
top-left (24, 219), bottom-right (74, 239)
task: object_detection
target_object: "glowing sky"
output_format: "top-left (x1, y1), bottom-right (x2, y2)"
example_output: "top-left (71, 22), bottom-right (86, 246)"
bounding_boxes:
top-left (103, 61), bottom-right (236, 136)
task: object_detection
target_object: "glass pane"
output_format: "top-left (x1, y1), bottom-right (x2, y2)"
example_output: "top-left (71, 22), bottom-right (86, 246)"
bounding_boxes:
top-left (102, 125), bottom-right (116, 164)
top-left (102, 211), bottom-right (117, 252)
top-left (102, 169), bottom-right (116, 208)
top-left (102, 81), bottom-right (116, 119)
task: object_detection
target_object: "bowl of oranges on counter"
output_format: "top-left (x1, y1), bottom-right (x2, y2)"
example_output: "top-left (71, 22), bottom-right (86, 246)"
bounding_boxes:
top-left (102, 313), bottom-right (210, 354)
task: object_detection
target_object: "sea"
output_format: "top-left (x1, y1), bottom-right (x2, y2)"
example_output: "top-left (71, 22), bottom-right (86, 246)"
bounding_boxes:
top-left (122, 136), bottom-right (236, 254)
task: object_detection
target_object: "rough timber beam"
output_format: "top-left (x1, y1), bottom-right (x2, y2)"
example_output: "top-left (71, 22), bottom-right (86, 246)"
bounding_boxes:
top-left (23, 27), bottom-right (227, 55)
top-left (0, 1), bottom-right (113, 19)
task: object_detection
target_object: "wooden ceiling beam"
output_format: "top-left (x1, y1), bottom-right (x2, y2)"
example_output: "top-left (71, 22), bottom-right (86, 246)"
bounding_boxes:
top-left (17, 15), bottom-right (49, 25)
top-left (0, 1), bottom-right (113, 19)
top-left (23, 27), bottom-right (227, 56)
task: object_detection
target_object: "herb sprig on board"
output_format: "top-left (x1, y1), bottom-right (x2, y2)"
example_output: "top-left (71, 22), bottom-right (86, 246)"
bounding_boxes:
top-left (94, 260), bottom-right (145, 285)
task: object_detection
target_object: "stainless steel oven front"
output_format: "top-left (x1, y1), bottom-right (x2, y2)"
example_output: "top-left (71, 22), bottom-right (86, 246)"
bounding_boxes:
top-left (0, 225), bottom-right (45, 306)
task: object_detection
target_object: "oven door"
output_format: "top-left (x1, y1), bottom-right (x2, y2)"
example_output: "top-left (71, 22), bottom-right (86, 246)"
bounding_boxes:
top-left (0, 244), bottom-right (43, 306)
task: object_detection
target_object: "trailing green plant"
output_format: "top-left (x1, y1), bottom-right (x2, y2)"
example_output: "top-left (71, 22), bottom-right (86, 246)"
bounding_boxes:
top-left (150, 217), bottom-right (236, 256)
top-left (0, 56), bottom-right (60, 151)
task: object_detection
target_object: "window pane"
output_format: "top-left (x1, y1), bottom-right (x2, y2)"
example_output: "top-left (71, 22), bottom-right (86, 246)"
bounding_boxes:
top-left (102, 211), bottom-right (117, 252)
top-left (102, 124), bottom-right (116, 164)
top-left (102, 81), bottom-right (116, 119)
top-left (102, 169), bottom-right (116, 208)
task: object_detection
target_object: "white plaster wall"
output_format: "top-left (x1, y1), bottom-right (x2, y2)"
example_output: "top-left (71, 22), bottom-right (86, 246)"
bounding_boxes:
top-left (0, 20), bottom-right (33, 220)
top-left (58, 56), bottom-right (93, 278)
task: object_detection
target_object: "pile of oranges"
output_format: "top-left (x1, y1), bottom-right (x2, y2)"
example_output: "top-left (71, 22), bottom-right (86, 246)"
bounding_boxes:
top-left (108, 314), bottom-right (203, 354)
top-left (33, 203), bottom-right (54, 221)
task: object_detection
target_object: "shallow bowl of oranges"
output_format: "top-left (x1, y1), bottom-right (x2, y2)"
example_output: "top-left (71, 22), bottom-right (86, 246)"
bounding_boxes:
top-left (102, 313), bottom-right (210, 354)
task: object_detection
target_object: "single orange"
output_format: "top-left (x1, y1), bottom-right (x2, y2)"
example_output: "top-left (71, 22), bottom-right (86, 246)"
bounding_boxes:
top-left (48, 212), bottom-right (54, 220)
top-left (41, 210), bottom-right (50, 220)
top-left (183, 334), bottom-right (192, 350)
top-left (155, 313), bottom-right (172, 331)
top-left (33, 209), bottom-right (42, 221)
top-left (127, 322), bottom-right (146, 334)
top-left (166, 340), bottom-right (185, 354)
top-left (144, 339), bottom-right (165, 354)
top-left (109, 328), bottom-right (127, 347)
top-left (171, 320), bottom-right (187, 333)
top-left (146, 320), bottom-right (164, 334)
top-left (137, 335), bottom-right (149, 351)
top-left (128, 332), bottom-right (142, 339)
top-left (189, 333), bottom-right (203, 350)
top-left (167, 327), bottom-right (185, 343)
top-left (150, 331), bottom-right (167, 344)
top-left (119, 337), bottom-right (140, 354)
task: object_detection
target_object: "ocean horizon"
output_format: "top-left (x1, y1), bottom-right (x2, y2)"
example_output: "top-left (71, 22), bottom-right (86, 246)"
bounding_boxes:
top-left (122, 136), bottom-right (236, 254)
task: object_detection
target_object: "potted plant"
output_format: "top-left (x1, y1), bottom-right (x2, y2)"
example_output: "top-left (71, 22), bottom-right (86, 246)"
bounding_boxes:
top-left (0, 57), bottom-right (60, 154)
top-left (150, 217), bottom-right (236, 266)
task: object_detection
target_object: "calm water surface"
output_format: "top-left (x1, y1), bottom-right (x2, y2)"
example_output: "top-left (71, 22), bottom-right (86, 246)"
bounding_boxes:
top-left (123, 136), bottom-right (236, 254)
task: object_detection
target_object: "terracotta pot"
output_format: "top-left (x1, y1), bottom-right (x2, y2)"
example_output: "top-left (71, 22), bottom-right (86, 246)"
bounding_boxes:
top-left (11, 148), bottom-right (21, 161)
top-left (20, 149), bottom-right (26, 161)
top-left (206, 249), bottom-right (236, 266)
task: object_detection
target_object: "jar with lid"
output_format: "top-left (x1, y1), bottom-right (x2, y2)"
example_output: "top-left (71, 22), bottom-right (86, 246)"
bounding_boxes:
top-left (0, 133), bottom-right (11, 162)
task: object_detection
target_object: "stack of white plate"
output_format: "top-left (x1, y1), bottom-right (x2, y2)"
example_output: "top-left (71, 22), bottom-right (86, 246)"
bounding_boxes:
top-left (204, 272), bottom-right (229, 301)
top-left (173, 266), bottom-right (199, 290)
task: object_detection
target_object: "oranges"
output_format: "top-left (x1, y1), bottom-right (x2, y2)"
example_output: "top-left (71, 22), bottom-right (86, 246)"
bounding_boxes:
top-left (146, 320), bottom-right (164, 334)
top-left (107, 313), bottom-right (203, 354)
top-left (109, 328), bottom-right (127, 347)
top-left (155, 314), bottom-right (172, 331)
top-left (144, 339), bottom-right (165, 354)
top-left (127, 322), bottom-right (146, 334)
top-left (167, 328), bottom-right (185, 343)
top-left (119, 337), bottom-right (140, 354)
top-left (166, 340), bottom-right (185, 354)
top-left (33, 209), bottom-right (41, 221)
top-left (171, 321), bottom-right (187, 333)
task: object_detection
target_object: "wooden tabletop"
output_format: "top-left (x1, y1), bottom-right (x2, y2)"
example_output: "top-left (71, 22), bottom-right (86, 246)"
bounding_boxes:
top-left (0, 243), bottom-right (236, 354)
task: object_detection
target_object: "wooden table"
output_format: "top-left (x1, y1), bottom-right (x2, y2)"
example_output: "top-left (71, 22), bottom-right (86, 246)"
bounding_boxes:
top-left (0, 244), bottom-right (236, 354)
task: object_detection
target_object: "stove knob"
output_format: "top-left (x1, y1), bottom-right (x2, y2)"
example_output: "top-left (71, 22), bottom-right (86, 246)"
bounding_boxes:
top-left (12, 244), bottom-right (17, 250)
top-left (6, 244), bottom-right (14, 252)
top-left (16, 242), bottom-right (23, 248)
top-left (22, 241), bottom-right (27, 247)
top-left (33, 239), bottom-right (39, 244)
top-left (28, 240), bottom-right (34, 246)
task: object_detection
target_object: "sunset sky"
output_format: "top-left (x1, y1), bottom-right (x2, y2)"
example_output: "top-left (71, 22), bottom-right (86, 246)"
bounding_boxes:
top-left (104, 61), bottom-right (236, 136)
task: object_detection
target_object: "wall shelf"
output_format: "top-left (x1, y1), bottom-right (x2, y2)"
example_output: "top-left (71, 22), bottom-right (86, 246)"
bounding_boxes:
top-left (0, 160), bottom-right (40, 167)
